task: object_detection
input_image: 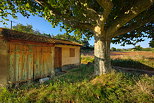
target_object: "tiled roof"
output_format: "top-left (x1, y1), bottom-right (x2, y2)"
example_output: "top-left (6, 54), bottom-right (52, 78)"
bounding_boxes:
top-left (53, 39), bottom-right (82, 46)
top-left (0, 28), bottom-right (82, 46)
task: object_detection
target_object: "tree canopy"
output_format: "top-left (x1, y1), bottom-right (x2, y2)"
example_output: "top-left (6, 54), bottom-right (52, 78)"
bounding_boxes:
top-left (1, 0), bottom-right (154, 75)
top-left (12, 23), bottom-right (42, 35)
top-left (53, 33), bottom-right (91, 48)
top-left (1, 0), bottom-right (153, 42)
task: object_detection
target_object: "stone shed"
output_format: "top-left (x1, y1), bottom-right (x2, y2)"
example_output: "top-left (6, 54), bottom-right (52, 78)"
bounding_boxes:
top-left (0, 28), bottom-right (82, 86)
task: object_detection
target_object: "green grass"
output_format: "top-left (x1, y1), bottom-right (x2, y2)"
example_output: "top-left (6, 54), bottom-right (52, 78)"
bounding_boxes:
top-left (111, 59), bottom-right (154, 70)
top-left (0, 64), bottom-right (154, 103)
top-left (81, 56), bottom-right (94, 64)
top-left (81, 55), bottom-right (154, 70)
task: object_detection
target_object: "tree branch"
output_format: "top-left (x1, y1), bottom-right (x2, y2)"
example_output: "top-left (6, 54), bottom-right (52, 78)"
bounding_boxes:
top-left (96, 0), bottom-right (113, 31)
top-left (96, 0), bottom-right (113, 11)
top-left (35, 0), bottom-right (95, 30)
top-left (63, 20), bottom-right (94, 30)
top-left (35, 0), bottom-right (98, 23)
top-left (106, 0), bottom-right (154, 35)
top-left (35, 0), bottom-right (61, 16)
top-left (112, 15), bottom-right (154, 37)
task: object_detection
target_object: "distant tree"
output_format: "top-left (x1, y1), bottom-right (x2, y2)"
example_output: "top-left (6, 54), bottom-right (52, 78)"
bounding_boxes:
top-left (89, 45), bottom-right (94, 50)
top-left (54, 33), bottom-right (73, 40)
top-left (54, 33), bottom-right (91, 48)
top-left (149, 40), bottom-right (154, 48)
top-left (134, 45), bottom-right (143, 51)
top-left (149, 33), bottom-right (154, 48)
top-left (12, 24), bottom-right (42, 35)
top-left (111, 47), bottom-right (116, 51)
top-left (81, 40), bottom-right (90, 49)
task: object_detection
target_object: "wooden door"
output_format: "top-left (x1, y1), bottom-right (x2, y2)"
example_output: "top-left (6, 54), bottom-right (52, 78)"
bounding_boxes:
top-left (33, 46), bottom-right (53, 79)
top-left (54, 47), bottom-right (62, 68)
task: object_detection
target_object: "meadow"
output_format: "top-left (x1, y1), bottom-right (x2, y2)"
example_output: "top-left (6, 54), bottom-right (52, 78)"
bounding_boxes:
top-left (82, 51), bottom-right (154, 70)
top-left (0, 51), bottom-right (154, 103)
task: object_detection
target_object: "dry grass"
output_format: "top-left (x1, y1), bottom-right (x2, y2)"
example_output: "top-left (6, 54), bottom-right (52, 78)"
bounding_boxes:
top-left (82, 51), bottom-right (154, 60)
top-left (111, 51), bottom-right (154, 60)
top-left (81, 51), bottom-right (154, 69)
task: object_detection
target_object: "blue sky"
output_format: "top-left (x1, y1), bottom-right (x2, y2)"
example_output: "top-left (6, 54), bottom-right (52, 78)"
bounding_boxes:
top-left (0, 13), bottom-right (151, 49)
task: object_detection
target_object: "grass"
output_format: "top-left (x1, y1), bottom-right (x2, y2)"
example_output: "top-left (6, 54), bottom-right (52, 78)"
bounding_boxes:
top-left (81, 55), bottom-right (94, 64)
top-left (0, 64), bottom-right (154, 103)
top-left (111, 59), bottom-right (154, 70)
top-left (0, 53), bottom-right (154, 103)
top-left (81, 53), bottom-right (154, 69)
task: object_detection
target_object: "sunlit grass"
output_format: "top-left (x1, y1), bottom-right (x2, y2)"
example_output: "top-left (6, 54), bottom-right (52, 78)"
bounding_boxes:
top-left (0, 53), bottom-right (154, 103)
top-left (0, 64), bottom-right (154, 103)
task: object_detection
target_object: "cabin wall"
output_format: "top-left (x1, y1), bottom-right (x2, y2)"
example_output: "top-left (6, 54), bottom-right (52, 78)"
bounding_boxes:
top-left (61, 46), bottom-right (80, 66)
top-left (8, 42), bottom-right (55, 84)
top-left (0, 37), bottom-right (8, 86)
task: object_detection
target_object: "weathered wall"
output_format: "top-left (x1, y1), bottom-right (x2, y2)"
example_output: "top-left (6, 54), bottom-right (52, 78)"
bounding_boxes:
top-left (0, 37), bottom-right (8, 86)
top-left (8, 41), bottom-right (55, 84)
top-left (56, 45), bottom-right (80, 66)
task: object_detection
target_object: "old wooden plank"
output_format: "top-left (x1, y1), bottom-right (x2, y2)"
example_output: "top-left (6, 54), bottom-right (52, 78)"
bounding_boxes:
top-left (8, 43), bottom-right (16, 83)
top-left (28, 45), bottom-right (33, 80)
top-left (51, 47), bottom-right (55, 75)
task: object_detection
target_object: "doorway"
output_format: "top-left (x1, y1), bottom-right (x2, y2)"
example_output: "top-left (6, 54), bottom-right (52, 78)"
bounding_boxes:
top-left (54, 47), bottom-right (62, 72)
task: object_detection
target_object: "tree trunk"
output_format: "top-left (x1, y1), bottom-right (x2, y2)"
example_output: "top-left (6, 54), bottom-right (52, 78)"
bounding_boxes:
top-left (94, 35), bottom-right (112, 75)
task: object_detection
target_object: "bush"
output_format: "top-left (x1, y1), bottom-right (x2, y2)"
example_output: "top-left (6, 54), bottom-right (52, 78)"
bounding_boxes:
top-left (111, 47), bottom-right (116, 51)
top-left (133, 45), bottom-right (143, 51)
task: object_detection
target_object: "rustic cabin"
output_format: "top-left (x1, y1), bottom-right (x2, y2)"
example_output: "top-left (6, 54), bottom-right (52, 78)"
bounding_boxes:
top-left (0, 28), bottom-right (82, 86)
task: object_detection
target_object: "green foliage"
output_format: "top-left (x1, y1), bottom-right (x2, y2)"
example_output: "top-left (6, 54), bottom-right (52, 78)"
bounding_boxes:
top-left (113, 47), bottom-right (154, 52)
top-left (81, 40), bottom-right (90, 48)
top-left (141, 48), bottom-right (154, 51)
top-left (111, 47), bottom-right (117, 51)
top-left (1, 0), bottom-right (153, 46)
top-left (12, 23), bottom-right (42, 35)
top-left (53, 33), bottom-right (82, 42)
top-left (133, 45), bottom-right (143, 51)
top-left (149, 40), bottom-right (154, 48)
top-left (81, 56), bottom-right (94, 64)
top-left (54, 33), bottom-right (92, 48)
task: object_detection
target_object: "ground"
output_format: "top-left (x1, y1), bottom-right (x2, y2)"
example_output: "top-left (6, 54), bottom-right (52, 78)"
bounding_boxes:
top-left (111, 51), bottom-right (154, 60)
top-left (82, 51), bottom-right (154, 71)
top-left (0, 51), bottom-right (154, 102)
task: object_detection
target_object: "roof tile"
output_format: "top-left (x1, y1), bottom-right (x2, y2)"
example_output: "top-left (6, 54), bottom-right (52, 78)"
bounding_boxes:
top-left (0, 28), bottom-right (82, 46)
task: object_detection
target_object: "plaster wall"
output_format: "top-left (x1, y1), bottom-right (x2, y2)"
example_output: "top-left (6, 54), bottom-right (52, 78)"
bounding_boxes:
top-left (61, 46), bottom-right (80, 66)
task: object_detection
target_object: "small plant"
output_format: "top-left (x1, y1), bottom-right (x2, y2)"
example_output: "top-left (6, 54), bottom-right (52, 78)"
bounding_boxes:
top-left (81, 56), bottom-right (94, 64)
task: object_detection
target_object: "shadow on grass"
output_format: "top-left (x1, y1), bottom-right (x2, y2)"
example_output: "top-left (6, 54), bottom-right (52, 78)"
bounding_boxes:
top-left (1, 63), bottom-right (154, 103)
top-left (111, 59), bottom-right (154, 71)
top-left (50, 64), bottom-right (95, 84)
top-left (19, 59), bottom-right (154, 89)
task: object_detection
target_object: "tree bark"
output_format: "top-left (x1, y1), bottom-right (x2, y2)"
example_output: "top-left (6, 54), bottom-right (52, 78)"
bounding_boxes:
top-left (94, 33), bottom-right (112, 75)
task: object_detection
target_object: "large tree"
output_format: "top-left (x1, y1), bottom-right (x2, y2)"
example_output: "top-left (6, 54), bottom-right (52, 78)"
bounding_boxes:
top-left (1, 0), bottom-right (154, 75)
